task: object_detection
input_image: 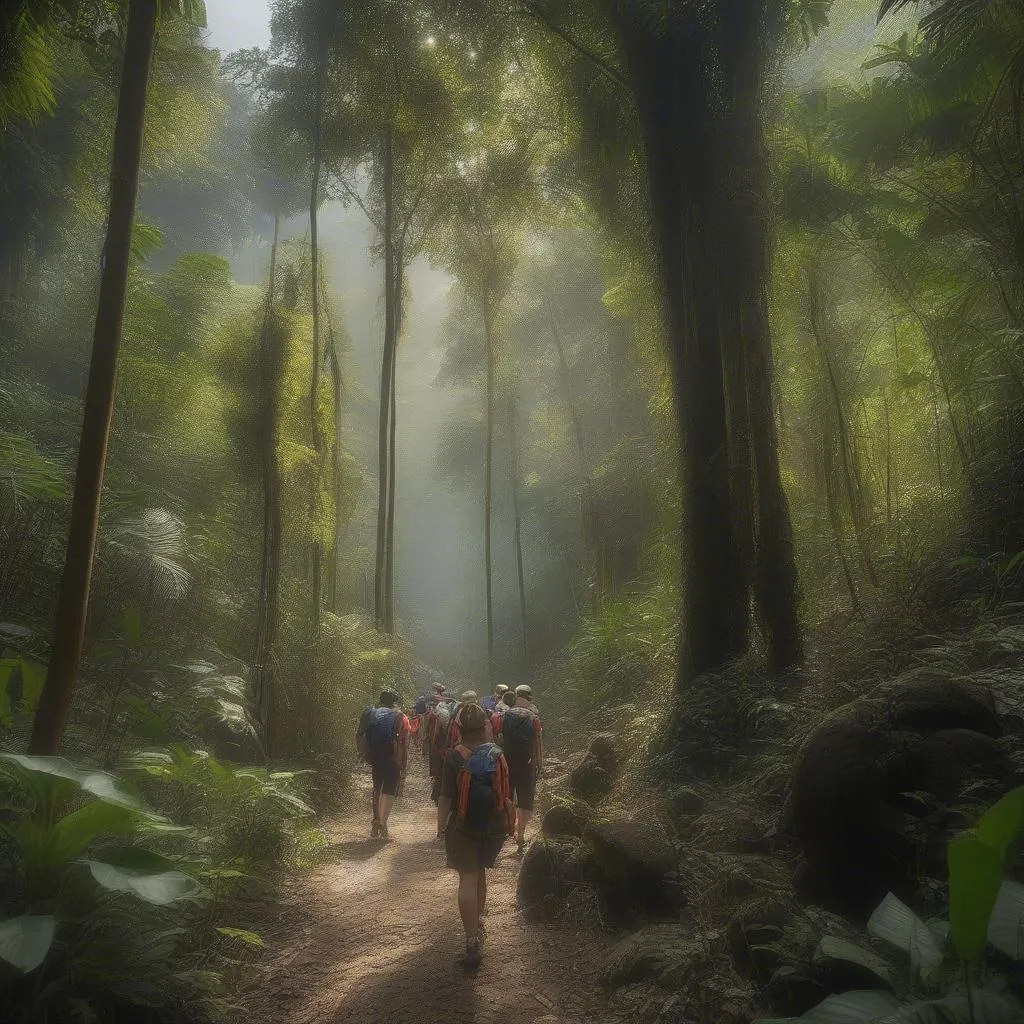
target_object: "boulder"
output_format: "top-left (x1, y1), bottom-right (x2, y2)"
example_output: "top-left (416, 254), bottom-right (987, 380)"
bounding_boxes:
top-left (541, 802), bottom-right (589, 839)
top-left (667, 786), bottom-right (706, 820)
top-left (880, 672), bottom-right (1000, 737)
top-left (568, 733), bottom-right (620, 804)
top-left (586, 814), bottom-right (680, 923)
top-left (516, 837), bottom-right (596, 922)
top-left (599, 924), bottom-right (706, 989)
top-left (783, 675), bottom-right (1005, 918)
top-left (588, 732), bottom-right (618, 774)
top-left (896, 728), bottom-right (1009, 801)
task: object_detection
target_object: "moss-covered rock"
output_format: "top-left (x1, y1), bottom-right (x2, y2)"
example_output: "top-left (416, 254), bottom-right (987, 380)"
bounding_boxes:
top-left (516, 836), bottom-right (597, 922)
top-left (599, 924), bottom-right (708, 989)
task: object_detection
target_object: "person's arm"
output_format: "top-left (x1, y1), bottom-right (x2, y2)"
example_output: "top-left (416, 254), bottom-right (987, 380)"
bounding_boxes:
top-left (437, 753), bottom-right (455, 835)
top-left (395, 715), bottom-right (409, 772)
top-left (533, 719), bottom-right (543, 778)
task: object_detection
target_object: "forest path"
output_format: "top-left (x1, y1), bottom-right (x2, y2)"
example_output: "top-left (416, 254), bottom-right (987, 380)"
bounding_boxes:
top-left (234, 756), bottom-right (610, 1024)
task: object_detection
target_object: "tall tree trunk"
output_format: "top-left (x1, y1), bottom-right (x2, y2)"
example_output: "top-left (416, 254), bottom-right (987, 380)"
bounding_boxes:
top-left (254, 215), bottom-right (283, 759)
top-left (545, 294), bottom-right (602, 611)
top-left (328, 319), bottom-right (342, 612)
top-left (28, 0), bottom-right (157, 756)
top-left (384, 256), bottom-right (403, 634)
top-left (483, 291), bottom-right (495, 681)
top-left (614, 16), bottom-right (745, 682)
top-left (374, 131), bottom-right (396, 632)
top-left (309, 50), bottom-right (326, 635)
top-left (508, 390), bottom-right (528, 663)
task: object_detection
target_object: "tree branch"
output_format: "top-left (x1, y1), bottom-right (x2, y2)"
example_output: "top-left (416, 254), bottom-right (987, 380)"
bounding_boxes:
top-left (514, 1), bottom-right (632, 94)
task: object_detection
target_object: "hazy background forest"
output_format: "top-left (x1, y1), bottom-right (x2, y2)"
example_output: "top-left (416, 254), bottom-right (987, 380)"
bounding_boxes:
top-left (4, 0), bottom-right (1024, 1020)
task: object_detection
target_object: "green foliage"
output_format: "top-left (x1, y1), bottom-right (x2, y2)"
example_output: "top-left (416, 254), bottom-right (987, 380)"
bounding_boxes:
top-left (948, 787), bottom-right (1024, 962)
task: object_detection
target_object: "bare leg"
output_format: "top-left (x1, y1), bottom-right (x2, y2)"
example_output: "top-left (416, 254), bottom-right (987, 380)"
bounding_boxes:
top-left (477, 868), bottom-right (487, 917)
top-left (458, 872), bottom-right (480, 938)
top-left (379, 792), bottom-right (395, 827)
top-left (516, 808), bottom-right (532, 844)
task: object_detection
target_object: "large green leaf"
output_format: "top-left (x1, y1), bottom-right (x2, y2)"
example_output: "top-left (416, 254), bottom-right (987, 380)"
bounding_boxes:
top-left (49, 800), bottom-right (140, 866)
top-left (85, 861), bottom-right (201, 905)
top-left (948, 836), bottom-right (1003, 962)
top-left (867, 892), bottom-right (943, 979)
top-left (0, 915), bottom-right (56, 973)
top-left (0, 755), bottom-right (155, 815)
top-left (975, 788), bottom-right (1024, 860)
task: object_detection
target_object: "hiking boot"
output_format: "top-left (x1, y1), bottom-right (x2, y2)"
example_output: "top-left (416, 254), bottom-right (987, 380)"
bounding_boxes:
top-left (371, 820), bottom-right (380, 839)
top-left (464, 937), bottom-right (482, 967)
top-left (378, 822), bottom-right (390, 842)
top-left (516, 835), bottom-right (526, 854)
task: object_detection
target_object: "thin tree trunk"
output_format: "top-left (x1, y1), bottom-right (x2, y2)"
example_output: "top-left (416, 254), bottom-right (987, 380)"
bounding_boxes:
top-left (483, 291), bottom-right (495, 682)
top-left (29, 0), bottom-right (158, 756)
top-left (806, 265), bottom-right (879, 588)
top-left (545, 294), bottom-right (602, 610)
top-left (327, 315), bottom-right (342, 612)
top-left (309, 51), bottom-right (326, 635)
top-left (508, 390), bottom-right (528, 663)
top-left (254, 214), bottom-right (283, 759)
top-left (374, 131), bottom-right (396, 632)
top-left (384, 256), bottom-right (403, 634)
top-left (824, 434), bottom-right (861, 617)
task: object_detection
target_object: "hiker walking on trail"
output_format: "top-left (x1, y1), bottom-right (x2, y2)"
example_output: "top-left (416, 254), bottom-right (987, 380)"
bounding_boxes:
top-left (426, 685), bottom-right (458, 809)
top-left (356, 690), bottom-right (409, 841)
top-left (482, 683), bottom-right (508, 714)
top-left (437, 702), bottom-right (514, 967)
top-left (497, 685), bottom-right (543, 853)
top-left (490, 688), bottom-right (514, 735)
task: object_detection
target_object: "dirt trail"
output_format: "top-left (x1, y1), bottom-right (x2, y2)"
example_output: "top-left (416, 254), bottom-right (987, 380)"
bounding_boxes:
top-left (235, 759), bottom-right (609, 1024)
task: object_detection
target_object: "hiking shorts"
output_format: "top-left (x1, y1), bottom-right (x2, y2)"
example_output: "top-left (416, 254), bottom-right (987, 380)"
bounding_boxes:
top-left (507, 758), bottom-right (537, 811)
top-left (445, 825), bottom-right (507, 873)
top-left (371, 758), bottom-right (401, 797)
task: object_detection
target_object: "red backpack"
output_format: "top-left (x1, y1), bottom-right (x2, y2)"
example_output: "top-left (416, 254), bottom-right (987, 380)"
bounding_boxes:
top-left (454, 743), bottom-right (514, 836)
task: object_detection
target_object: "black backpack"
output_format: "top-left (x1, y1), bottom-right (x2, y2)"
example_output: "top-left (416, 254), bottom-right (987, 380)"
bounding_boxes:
top-left (501, 706), bottom-right (536, 762)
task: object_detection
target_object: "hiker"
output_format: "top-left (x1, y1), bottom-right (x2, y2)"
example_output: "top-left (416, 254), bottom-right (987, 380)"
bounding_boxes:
top-left (449, 690), bottom-right (494, 748)
top-left (514, 683), bottom-right (540, 715)
top-left (436, 702), bottom-right (514, 967)
top-left (356, 690), bottom-right (409, 841)
top-left (490, 688), bottom-right (514, 735)
top-left (481, 683), bottom-right (509, 714)
top-left (497, 686), bottom-right (543, 852)
top-left (426, 686), bottom-right (460, 810)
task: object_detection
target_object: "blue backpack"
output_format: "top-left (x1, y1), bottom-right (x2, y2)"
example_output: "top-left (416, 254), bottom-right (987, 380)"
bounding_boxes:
top-left (455, 742), bottom-right (513, 836)
top-left (364, 707), bottom-right (399, 761)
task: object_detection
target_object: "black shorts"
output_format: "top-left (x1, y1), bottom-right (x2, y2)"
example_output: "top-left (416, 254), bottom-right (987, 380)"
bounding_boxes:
top-left (371, 759), bottom-right (401, 797)
top-left (507, 758), bottom-right (536, 811)
top-left (445, 825), bottom-right (507, 873)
